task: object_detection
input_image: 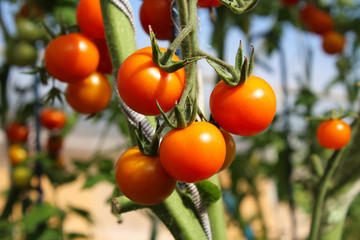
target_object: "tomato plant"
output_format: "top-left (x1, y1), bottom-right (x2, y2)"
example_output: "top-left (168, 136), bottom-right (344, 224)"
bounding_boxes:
top-left (66, 72), bottom-right (112, 114)
top-left (94, 38), bottom-right (113, 75)
top-left (316, 119), bottom-right (351, 150)
top-left (6, 122), bottom-right (29, 143)
top-left (322, 31), bottom-right (346, 55)
top-left (197, 0), bottom-right (222, 8)
top-left (140, 0), bottom-right (173, 40)
top-left (219, 130), bottom-right (236, 171)
top-left (210, 76), bottom-right (276, 136)
top-left (115, 147), bottom-right (177, 205)
top-left (8, 144), bottom-right (27, 166)
top-left (40, 109), bottom-right (66, 130)
top-left (76, 0), bottom-right (105, 39)
top-left (13, 166), bottom-right (32, 188)
top-left (117, 47), bottom-right (185, 116)
top-left (159, 122), bottom-right (226, 183)
top-left (44, 33), bottom-right (99, 83)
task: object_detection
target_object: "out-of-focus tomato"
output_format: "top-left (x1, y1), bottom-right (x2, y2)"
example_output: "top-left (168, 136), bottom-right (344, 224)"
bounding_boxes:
top-left (8, 144), bottom-right (27, 166)
top-left (17, 18), bottom-right (45, 42)
top-left (44, 33), bottom-right (99, 83)
top-left (6, 41), bottom-right (38, 67)
top-left (159, 122), bottom-right (226, 183)
top-left (197, 0), bottom-right (222, 8)
top-left (66, 72), bottom-right (112, 114)
top-left (300, 4), bottom-right (333, 35)
top-left (13, 166), bottom-right (32, 188)
top-left (140, 0), bottom-right (173, 40)
top-left (210, 76), bottom-right (276, 136)
top-left (115, 147), bottom-right (177, 205)
top-left (117, 47), bottom-right (185, 116)
top-left (279, 0), bottom-right (300, 6)
top-left (219, 130), bottom-right (236, 171)
top-left (322, 31), bottom-right (346, 54)
top-left (76, 0), bottom-right (105, 39)
top-left (316, 119), bottom-right (351, 150)
top-left (47, 134), bottom-right (63, 156)
top-left (40, 109), bottom-right (66, 130)
top-left (6, 122), bottom-right (29, 143)
top-left (94, 38), bottom-right (113, 75)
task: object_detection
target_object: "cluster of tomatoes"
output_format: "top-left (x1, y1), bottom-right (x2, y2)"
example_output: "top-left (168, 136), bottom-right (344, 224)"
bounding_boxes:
top-left (44, 0), bottom-right (112, 115)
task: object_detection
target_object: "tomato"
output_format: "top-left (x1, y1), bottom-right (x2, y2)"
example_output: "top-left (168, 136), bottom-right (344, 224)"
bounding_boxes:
top-left (40, 109), bottom-right (66, 130)
top-left (159, 122), bottom-right (226, 183)
top-left (6, 41), bottom-right (37, 67)
top-left (47, 134), bottom-right (63, 156)
top-left (117, 47), bottom-right (185, 116)
top-left (210, 76), bottom-right (276, 136)
top-left (197, 0), bottom-right (222, 8)
top-left (13, 166), bottom-right (32, 188)
top-left (16, 2), bottom-right (44, 20)
top-left (6, 122), bottom-right (29, 143)
top-left (44, 33), bottom-right (99, 83)
top-left (279, 0), bottom-right (300, 6)
top-left (17, 18), bottom-right (45, 42)
top-left (115, 147), bottom-right (177, 205)
top-left (8, 144), bottom-right (27, 166)
top-left (140, 0), bottom-right (173, 40)
top-left (66, 72), bottom-right (112, 114)
top-left (219, 130), bottom-right (236, 171)
top-left (94, 38), bottom-right (113, 74)
top-left (76, 0), bottom-right (105, 39)
top-left (322, 31), bottom-right (346, 54)
top-left (300, 5), bottom-right (333, 35)
top-left (316, 119), bottom-right (351, 150)
top-left (300, 3), bottom-right (317, 23)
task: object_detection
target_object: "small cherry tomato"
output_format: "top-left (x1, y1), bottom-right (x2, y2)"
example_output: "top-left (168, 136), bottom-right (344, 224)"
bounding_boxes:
top-left (197, 0), bottom-right (222, 8)
top-left (322, 31), bottom-right (346, 55)
top-left (47, 134), bottom-right (63, 156)
top-left (210, 76), bottom-right (276, 136)
top-left (94, 38), bottom-right (113, 75)
top-left (76, 0), bottom-right (105, 39)
top-left (316, 119), bottom-right (351, 150)
top-left (6, 122), bottom-right (29, 143)
top-left (8, 144), bottom-right (28, 166)
top-left (40, 109), bottom-right (66, 130)
top-left (117, 47), bottom-right (185, 116)
top-left (66, 72), bottom-right (112, 114)
top-left (6, 41), bottom-right (38, 67)
top-left (13, 166), bottom-right (32, 188)
top-left (159, 122), bottom-right (226, 183)
top-left (140, 0), bottom-right (173, 40)
top-left (115, 147), bottom-right (177, 205)
top-left (219, 130), bottom-right (236, 171)
top-left (300, 5), bottom-right (333, 35)
top-left (44, 33), bottom-right (99, 83)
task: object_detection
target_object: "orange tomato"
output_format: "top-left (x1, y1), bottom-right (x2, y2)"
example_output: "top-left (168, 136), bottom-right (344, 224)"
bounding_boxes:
top-left (316, 119), bottom-right (351, 150)
top-left (66, 72), bottom-right (112, 114)
top-left (322, 31), bottom-right (346, 54)
top-left (8, 144), bottom-right (27, 165)
top-left (219, 130), bottom-right (236, 171)
top-left (40, 109), bottom-right (66, 130)
top-left (300, 4), bottom-right (333, 35)
top-left (76, 0), bottom-right (105, 39)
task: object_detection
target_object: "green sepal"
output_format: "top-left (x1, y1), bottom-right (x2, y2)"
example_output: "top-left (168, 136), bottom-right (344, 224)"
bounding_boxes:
top-left (40, 21), bottom-right (56, 40)
top-left (135, 122), bottom-right (160, 157)
top-left (206, 58), bottom-right (238, 87)
top-left (247, 44), bottom-right (255, 77)
top-left (235, 41), bottom-right (243, 72)
top-left (239, 57), bottom-right (248, 85)
top-left (157, 101), bottom-right (177, 129)
top-left (219, 0), bottom-right (259, 14)
top-left (194, 180), bottom-right (222, 204)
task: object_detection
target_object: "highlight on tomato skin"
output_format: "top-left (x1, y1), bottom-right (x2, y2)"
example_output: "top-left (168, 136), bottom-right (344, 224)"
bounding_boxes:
top-left (316, 119), bottom-right (351, 150)
top-left (210, 76), bottom-right (277, 136)
top-left (115, 147), bottom-right (177, 206)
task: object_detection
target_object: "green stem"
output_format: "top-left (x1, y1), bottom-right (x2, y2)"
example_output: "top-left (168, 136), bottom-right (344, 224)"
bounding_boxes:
top-left (319, 219), bottom-right (345, 240)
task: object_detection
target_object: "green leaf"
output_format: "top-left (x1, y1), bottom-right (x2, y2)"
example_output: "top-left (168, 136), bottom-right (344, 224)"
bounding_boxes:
top-left (97, 159), bottom-right (114, 173)
top-left (195, 180), bottom-right (222, 204)
top-left (83, 174), bottom-right (112, 189)
top-left (37, 228), bottom-right (62, 240)
top-left (72, 160), bottom-right (92, 172)
top-left (67, 233), bottom-right (88, 240)
top-left (68, 206), bottom-right (92, 223)
top-left (0, 220), bottom-right (13, 240)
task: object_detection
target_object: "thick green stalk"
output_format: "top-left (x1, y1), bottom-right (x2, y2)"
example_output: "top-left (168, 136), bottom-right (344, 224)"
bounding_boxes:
top-left (320, 219), bottom-right (345, 240)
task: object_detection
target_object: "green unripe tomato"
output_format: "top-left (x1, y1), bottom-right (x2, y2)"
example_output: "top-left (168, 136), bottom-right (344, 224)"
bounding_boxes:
top-left (7, 41), bottom-right (38, 66)
top-left (13, 166), bottom-right (32, 188)
top-left (16, 18), bottom-right (45, 42)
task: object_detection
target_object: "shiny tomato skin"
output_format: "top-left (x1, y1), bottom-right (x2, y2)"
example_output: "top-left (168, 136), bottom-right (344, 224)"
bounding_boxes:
top-left (40, 109), bottom-right (66, 130)
top-left (76, 0), bottom-right (105, 39)
top-left (140, 0), bottom-right (172, 40)
top-left (316, 119), bottom-right (351, 150)
top-left (44, 33), bottom-right (99, 83)
top-left (219, 130), bottom-right (236, 171)
top-left (115, 147), bottom-right (177, 205)
top-left (6, 122), bottom-right (29, 143)
top-left (159, 122), bottom-right (226, 183)
top-left (197, 0), bottom-right (222, 8)
top-left (210, 76), bottom-right (276, 136)
top-left (94, 38), bottom-right (113, 74)
top-left (322, 31), bottom-right (346, 54)
top-left (117, 47), bottom-right (185, 116)
top-left (66, 72), bottom-right (112, 114)
top-left (8, 144), bottom-right (27, 166)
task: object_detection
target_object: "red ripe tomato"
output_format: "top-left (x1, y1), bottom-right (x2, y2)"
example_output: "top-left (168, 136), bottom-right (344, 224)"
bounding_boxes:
top-left (44, 33), bottom-right (99, 83)
top-left (94, 38), bottom-right (113, 75)
top-left (300, 3), bottom-right (317, 23)
top-left (322, 31), bottom-right (346, 54)
top-left (159, 122), bottom-right (226, 183)
top-left (66, 72), bottom-right (112, 114)
top-left (300, 4), bottom-right (333, 35)
top-left (279, 0), bottom-right (300, 6)
top-left (210, 76), bottom-right (276, 136)
top-left (47, 134), bottom-right (63, 157)
top-left (117, 47), bottom-right (185, 116)
top-left (197, 0), bottom-right (222, 8)
top-left (115, 147), bottom-right (177, 205)
top-left (76, 0), bottom-right (105, 39)
top-left (40, 109), bottom-right (66, 130)
top-left (6, 122), bottom-right (29, 143)
top-left (219, 130), bottom-right (236, 171)
top-left (316, 119), bottom-right (351, 150)
top-left (140, 0), bottom-right (173, 40)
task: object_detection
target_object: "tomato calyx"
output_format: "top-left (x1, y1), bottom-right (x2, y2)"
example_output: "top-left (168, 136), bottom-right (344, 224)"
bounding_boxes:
top-left (207, 42), bottom-right (254, 87)
top-left (218, 0), bottom-right (259, 14)
top-left (306, 109), bottom-right (358, 122)
top-left (135, 123), bottom-right (161, 157)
